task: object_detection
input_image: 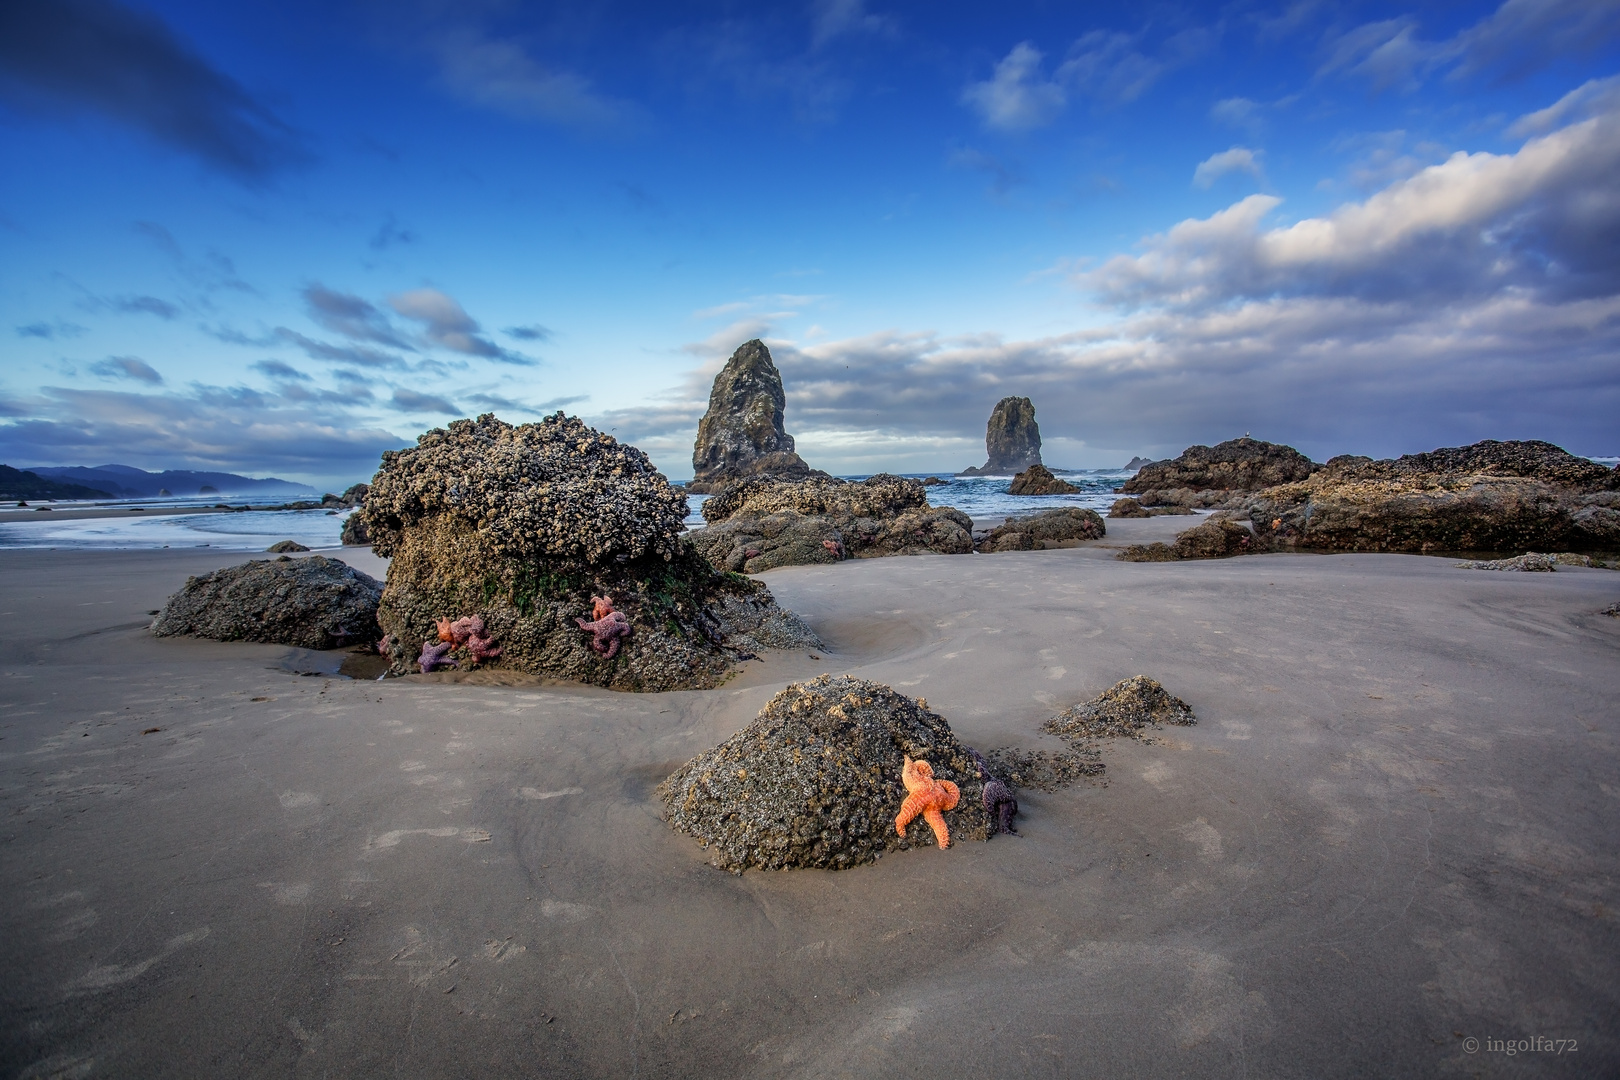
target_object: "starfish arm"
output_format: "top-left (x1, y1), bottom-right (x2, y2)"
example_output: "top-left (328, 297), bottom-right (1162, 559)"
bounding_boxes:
top-left (922, 807), bottom-right (951, 849)
top-left (896, 790), bottom-right (928, 835)
top-left (938, 779), bottom-right (960, 812)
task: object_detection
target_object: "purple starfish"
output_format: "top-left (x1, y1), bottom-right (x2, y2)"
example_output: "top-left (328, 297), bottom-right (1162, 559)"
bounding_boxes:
top-left (418, 639), bottom-right (457, 673)
top-left (576, 609), bottom-right (632, 659)
top-left (969, 747), bottom-right (1019, 836)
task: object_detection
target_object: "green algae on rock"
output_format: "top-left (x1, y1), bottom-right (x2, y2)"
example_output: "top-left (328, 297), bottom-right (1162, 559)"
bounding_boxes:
top-left (659, 676), bottom-right (992, 872)
top-left (362, 413), bottom-right (815, 690)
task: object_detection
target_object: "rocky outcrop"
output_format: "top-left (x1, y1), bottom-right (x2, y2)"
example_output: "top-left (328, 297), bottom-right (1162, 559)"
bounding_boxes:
top-left (152, 555), bottom-right (382, 650)
top-left (1456, 553), bottom-right (1558, 571)
top-left (340, 511), bottom-right (369, 546)
top-left (1007, 464), bottom-right (1077, 495)
top-left (1121, 437), bottom-right (1318, 502)
top-left (321, 483), bottom-right (368, 509)
top-left (701, 474), bottom-right (926, 524)
top-left (1117, 518), bottom-right (1253, 562)
top-left (688, 340), bottom-right (824, 494)
top-left (361, 413), bottom-right (816, 690)
top-left (266, 540), bottom-right (309, 553)
top-left (689, 474), bottom-right (974, 572)
top-left (1107, 497), bottom-right (1193, 519)
top-left (1045, 676), bottom-right (1195, 740)
top-left (659, 676), bottom-right (993, 872)
top-left (1123, 456), bottom-right (1153, 472)
top-left (975, 508), bottom-right (1104, 553)
top-left (1233, 441), bottom-right (1620, 555)
top-left (959, 397), bottom-right (1041, 475)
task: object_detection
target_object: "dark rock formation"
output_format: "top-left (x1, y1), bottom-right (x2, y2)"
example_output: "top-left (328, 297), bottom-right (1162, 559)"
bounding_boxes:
top-left (266, 540), bottom-right (309, 553)
top-left (1045, 676), bottom-right (1196, 740)
top-left (361, 413), bottom-right (816, 689)
top-left (340, 512), bottom-right (369, 546)
top-left (1121, 437), bottom-right (1318, 499)
top-left (659, 676), bottom-right (992, 872)
top-left (152, 555), bottom-right (382, 650)
top-left (1007, 464), bottom-right (1078, 495)
top-left (1107, 497), bottom-right (1193, 519)
top-left (1117, 518), bottom-right (1253, 562)
top-left (922, 476), bottom-right (946, 486)
top-left (959, 397), bottom-right (1041, 475)
top-left (688, 340), bottom-right (823, 494)
top-left (322, 483), bottom-right (368, 509)
top-left (0, 464), bottom-right (110, 500)
top-left (975, 508), bottom-right (1104, 553)
top-left (1234, 440), bottom-right (1620, 555)
top-left (1123, 456), bottom-right (1153, 472)
top-left (690, 475), bottom-right (974, 572)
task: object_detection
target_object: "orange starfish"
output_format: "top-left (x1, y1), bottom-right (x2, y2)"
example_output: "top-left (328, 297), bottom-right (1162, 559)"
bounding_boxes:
top-left (436, 616), bottom-right (455, 643)
top-left (590, 595), bottom-right (616, 621)
top-left (895, 756), bottom-right (960, 850)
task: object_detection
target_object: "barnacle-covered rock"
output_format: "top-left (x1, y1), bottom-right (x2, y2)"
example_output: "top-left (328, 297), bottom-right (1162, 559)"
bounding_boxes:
top-left (1117, 518), bottom-right (1252, 562)
top-left (152, 555), bottom-right (382, 650)
top-left (1045, 676), bottom-right (1196, 740)
top-left (659, 676), bottom-right (992, 872)
top-left (1006, 464), bottom-right (1077, 495)
top-left (363, 413), bottom-right (816, 689)
top-left (975, 507), bottom-right (1104, 553)
top-left (701, 473), bottom-right (927, 523)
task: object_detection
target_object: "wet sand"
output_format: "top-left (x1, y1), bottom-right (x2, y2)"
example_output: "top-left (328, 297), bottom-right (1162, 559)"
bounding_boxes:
top-left (2, 522), bottom-right (1617, 1078)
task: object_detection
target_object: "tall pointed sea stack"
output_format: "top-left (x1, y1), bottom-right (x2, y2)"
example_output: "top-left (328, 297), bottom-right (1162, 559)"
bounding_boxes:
top-left (960, 396), bottom-right (1042, 476)
top-left (688, 339), bottom-right (822, 494)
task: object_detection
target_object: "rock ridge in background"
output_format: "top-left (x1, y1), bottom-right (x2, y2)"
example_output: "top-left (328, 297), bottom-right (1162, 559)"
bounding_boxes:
top-left (688, 340), bottom-right (826, 494)
top-left (690, 475), bottom-right (973, 573)
top-left (959, 396), bottom-right (1042, 475)
top-left (1007, 464), bottom-right (1077, 495)
top-left (1120, 437), bottom-right (1318, 502)
top-left (362, 413), bottom-right (815, 689)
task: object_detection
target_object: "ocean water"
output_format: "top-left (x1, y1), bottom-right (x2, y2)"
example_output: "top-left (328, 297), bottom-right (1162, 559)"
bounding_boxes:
top-left (0, 471), bottom-right (1136, 550)
top-left (0, 507), bottom-right (351, 551)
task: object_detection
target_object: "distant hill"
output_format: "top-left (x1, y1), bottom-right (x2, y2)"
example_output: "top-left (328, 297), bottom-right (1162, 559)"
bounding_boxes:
top-left (0, 464), bottom-right (113, 500)
top-left (23, 464), bottom-right (317, 499)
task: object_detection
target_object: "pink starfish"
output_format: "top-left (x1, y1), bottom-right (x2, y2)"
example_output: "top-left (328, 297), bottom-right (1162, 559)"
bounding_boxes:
top-left (576, 600), bottom-right (632, 659)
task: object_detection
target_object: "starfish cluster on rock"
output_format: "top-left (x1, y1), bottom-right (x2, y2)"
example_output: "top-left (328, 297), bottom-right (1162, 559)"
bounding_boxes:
top-left (969, 748), bottom-right (1018, 836)
top-left (895, 756), bottom-right (961, 849)
top-left (418, 639), bottom-right (456, 673)
top-left (576, 595), bottom-right (632, 659)
top-left (431, 613), bottom-right (502, 664)
top-left (821, 538), bottom-right (845, 560)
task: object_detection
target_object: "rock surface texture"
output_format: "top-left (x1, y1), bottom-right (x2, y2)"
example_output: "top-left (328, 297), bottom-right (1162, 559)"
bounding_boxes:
top-left (975, 508), bottom-right (1105, 553)
top-left (1007, 464), bottom-right (1078, 495)
top-left (960, 397), bottom-right (1042, 475)
top-left (1045, 676), bottom-right (1197, 740)
top-left (1118, 518), bottom-right (1254, 562)
top-left (688, 340), bottom-right (824, 494)
top-left (658, 676), bottom-right (992, 872)
top-left (689, 475), bottom-right (974, 573)
top-left (1121, 437), bottom-right (1319, 505)
top-left (1108, 497), bottom-right (1194, 519)
top-left (361, 413), bottom-right (816, 689)
top-left (1233, 440), bottom-right (1620, 555)
top-left (152, 555), bottom-right (382, 650)
top-left (340, 511), bottom-right (369, 546)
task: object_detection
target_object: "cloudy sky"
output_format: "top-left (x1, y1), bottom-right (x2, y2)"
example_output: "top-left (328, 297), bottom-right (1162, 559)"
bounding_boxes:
top-left (2, 0), bottom-right (1617, 487)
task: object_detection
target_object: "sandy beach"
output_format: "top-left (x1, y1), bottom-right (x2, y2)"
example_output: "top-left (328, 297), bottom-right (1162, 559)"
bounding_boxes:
top-left (2, 520), bottom-right (1617, 1078)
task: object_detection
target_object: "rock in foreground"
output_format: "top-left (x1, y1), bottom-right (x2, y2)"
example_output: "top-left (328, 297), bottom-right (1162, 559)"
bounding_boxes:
top-left (1045, 676), bottom-right (1196, 740)
top-left (362, 413), bottom-right (815, 689)
top-left (1117, 518), bottom-right (1252, 562)
top-left (688, 340), bottom-right (824, 493)
top-left (690, 475), bottom-right (973, 572)
top-left (1455, 553), bottom-right (1558, 571)
top-left (1007, 464), bottom-right (1077, 495)
top-left (659, 676), bottom-right (991, 872)
top-left (976, 507), bottom-right (1104, 553)
top-left (153, 555), bottom-right (382, 650)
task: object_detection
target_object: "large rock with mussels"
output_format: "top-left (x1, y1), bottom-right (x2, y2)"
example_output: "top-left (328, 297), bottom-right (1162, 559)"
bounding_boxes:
top-left (362, 413), bottom-right (815, 689)
top-left (688, 340), bottom-right (825, 494)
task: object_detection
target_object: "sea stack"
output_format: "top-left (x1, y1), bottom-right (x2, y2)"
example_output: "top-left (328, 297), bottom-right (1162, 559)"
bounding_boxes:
top-left (688, 340), bottom-right (821, 494)
top-left (960, 396), bottom-right (1042, 475)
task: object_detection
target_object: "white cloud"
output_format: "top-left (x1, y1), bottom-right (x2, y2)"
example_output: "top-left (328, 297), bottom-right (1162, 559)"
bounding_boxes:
top-left (89, 356), bottom-right (164, 384)
top-left (1193, 147), bottom-right (1265, 188)
top-left (1210, 97), bottom-right (1263, 133)
top-left (810, 0), bottom-right (896, 50)
top-left (1088, 100), bottom-right (1620, 309)
top-left (1508, 74), bottom-right (1620, 137)
top-left (1056, 30), bottom-right (1166, 105)
top-left (389, 287), bottom-right (514, 360)
top-left (961, 43), bottom-right (1067, 130)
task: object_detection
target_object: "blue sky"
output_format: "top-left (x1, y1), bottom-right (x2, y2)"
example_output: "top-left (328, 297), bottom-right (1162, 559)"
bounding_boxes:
top-left (2, 0), bottom-right (1617, 487)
